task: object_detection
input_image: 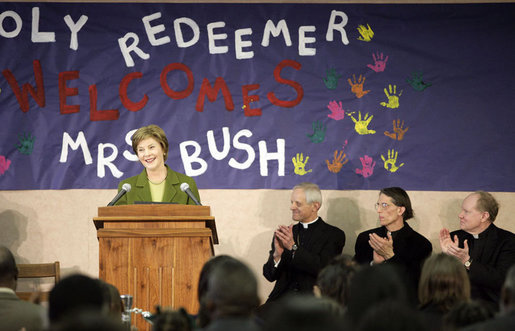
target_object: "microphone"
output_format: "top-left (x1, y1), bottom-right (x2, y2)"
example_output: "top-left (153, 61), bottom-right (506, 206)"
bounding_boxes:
top-left (108, 183), bottom-right (131, 206)
top-left (180, 183), bottom-right (201, 206)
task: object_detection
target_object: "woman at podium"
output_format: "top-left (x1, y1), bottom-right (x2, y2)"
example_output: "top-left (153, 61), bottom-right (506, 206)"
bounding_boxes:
top-left (114, 124), bottom-right (200, 205)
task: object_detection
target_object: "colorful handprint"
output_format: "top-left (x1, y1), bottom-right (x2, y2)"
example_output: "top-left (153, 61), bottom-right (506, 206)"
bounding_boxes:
top-left (384, 119), bottom-right (409, 141)
top-left (356, 155), bottom-right (376, 178)
top-left (407, 71), bottom-right (432, 91)
top-left (326, 150), bottom-right (348, 174)
top-left (16, 132), bottom-right (35, 155)
top-left (348, 74), bottom-right (370, 98)
top-left (348, 111), bottom-right (376, 135)
top-left (327, 101), bottom-right (345, 121)
top-left (307, 121), bottom-right (326, 143)
top-left (357, 24), bottom-right (374, 42)
top-left (380, 84), bottom-right (403, 109)
top-left (381, 149), bottom-right (405, 173)
top-left (0, 155), bottom-right (11, 175)
top-left (292, 153), bottom-right (313, 176)
top-left (323, 68), bottom-right (342, 90)
top-left (367, 52), bottom-right (389, 73)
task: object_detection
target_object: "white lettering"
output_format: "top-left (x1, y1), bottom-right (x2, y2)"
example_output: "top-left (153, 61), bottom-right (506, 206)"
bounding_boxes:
top-left (174, 17), bottom-right (200, 48)
top-left (298, 26), bottom-right (316, 56)
top-left (179, 140), bottom-right (208, 176)
top-left (0, 11), bottom-right (22, 38)
top-left (143, 12), bottom-right (171, 46)
top-left (122, 129), bottom-right (138, 161)
top-left (258, 139), bottom-right (285, 176)
top-left (207, 127), bottom-right (230, 160)
top-left (207, 21), bottom-right (228, 54)
top-left (31, 7), bottom-right (55, 43)
top-left (118, 32), bottom-right (150, 67)
top-left (64, 14), bottom-right (88, 51)
top-left (326, 10), bottom-right (349, 45)
top-left (228, 129), bottom-right (255, 170)
top-left (59, 131), bottom-right (93, 165)
top-left (97, 143), bottom-right (123, 178)
top-left (235, 28), bottom-right (253, 60)
top-left (261, 19), bottom-right (292, 47)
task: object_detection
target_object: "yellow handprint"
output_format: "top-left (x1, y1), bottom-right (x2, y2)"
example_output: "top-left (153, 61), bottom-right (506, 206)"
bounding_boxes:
top-left (348, 111), bottom-right (376, 135)
top-left (357, 24), bottom-right (374, 42)
top-left (380, 84), bottom-right (403, 109)
top-left (292, 153), bottom-right (313, 176)
top-left (381, 149), bottom-right (405, 173)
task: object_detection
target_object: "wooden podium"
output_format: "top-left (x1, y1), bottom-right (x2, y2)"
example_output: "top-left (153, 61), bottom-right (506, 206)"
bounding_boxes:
top-left (93, 204), bottom-right (217, 330)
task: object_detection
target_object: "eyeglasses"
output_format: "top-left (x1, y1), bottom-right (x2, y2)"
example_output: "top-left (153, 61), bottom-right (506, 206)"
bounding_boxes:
top-left (374, 202), bottom-right (392, 210)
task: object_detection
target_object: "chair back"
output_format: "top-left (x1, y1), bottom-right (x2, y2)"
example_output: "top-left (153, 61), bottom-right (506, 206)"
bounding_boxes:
top-left (16, 261), bottom-right (60, 302)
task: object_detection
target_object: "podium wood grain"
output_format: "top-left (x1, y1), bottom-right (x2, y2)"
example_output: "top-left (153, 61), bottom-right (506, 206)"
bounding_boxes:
top-left (94, 205), bottom-right (216, 331)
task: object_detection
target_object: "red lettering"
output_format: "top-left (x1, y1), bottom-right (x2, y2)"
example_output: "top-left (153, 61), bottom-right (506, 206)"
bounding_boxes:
top-left (2, 59), bottom-right (46, 112)
top-left (160, 63), bottom-right (194, 99)
top-left (196, 77), bottom-right (234, 112)
top-left (267, 59), bottom-right (304, 108)
top-left (89, 85), bottom-right (119, 121)
top-left (59, 71), bottom-right (80, 114)
top-left (119, 72), bottom-right (148, 112)
top-left (242, 84), bottom-right (261, 117)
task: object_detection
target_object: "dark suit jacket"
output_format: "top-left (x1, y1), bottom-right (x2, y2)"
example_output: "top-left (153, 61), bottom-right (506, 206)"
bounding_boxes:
top-left (354, 222), bottom-right (432, 294)
top-left (115, 164), bottom-right (200, 205)
top-left (450, 224), bottom-right (515, 306)
top-left (0, 290), bottom-right (45, 331)
top-left (262, 218), bottom-right (346, 302)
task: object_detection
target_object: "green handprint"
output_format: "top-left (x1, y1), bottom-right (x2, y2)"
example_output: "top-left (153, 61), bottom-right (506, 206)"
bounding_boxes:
top-left (348, 111), bottom-right (376, 135)
top-left (381, 149), bottom-right (405, 173)
top-left (357, 24), bottom-right (374, 42)
top-left (406, 71), bottom-right (432, 91)
top-left (380, 84), bottom-right (403, 109)
top-left (307, 121), bottom-right (326, 143)
top-left (16, 132), bottom-right (35, 155)
top-left (323, 68), bottom-right (342, 90)
top-left (292, 153), bottom-right (313, 176)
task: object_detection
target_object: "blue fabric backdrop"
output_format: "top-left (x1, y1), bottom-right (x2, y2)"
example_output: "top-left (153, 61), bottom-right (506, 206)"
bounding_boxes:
top-left (0, 2), bottom-right (514, 191)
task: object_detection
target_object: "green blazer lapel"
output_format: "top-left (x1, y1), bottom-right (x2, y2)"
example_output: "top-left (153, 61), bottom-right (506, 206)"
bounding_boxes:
top-left (135, 169), bottom-right (152, 202)
top-left (162, 166), bottom-right (179, 202)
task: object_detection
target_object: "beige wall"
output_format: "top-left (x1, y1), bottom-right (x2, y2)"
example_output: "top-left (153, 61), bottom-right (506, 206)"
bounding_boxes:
top-left (1, 189), bottom-right (514, 303)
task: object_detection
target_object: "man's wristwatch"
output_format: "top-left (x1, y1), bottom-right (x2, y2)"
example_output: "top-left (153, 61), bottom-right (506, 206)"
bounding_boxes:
top-left (464, 259), bottom-right (473, 270)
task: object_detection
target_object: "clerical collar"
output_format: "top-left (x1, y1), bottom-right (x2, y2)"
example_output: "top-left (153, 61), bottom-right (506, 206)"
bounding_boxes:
top-left (300, 217), bottom-right (319, 229)
top-left (471, 223), bottom-right (493, 240)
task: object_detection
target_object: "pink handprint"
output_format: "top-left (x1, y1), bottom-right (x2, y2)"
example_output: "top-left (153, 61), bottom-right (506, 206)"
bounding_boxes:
top-left (327, 100), bottom-right (345, 120)
top-left (367, 52), bottom-right (389, 73)
top-left (0, 155), bottom-right (11, 175)
top-left (355, 155), bottom-right (376, 178)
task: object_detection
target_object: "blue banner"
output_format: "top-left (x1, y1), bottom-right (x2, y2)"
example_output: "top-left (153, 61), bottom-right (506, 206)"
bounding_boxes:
top-left (0, 3), bottom-right (514, 191)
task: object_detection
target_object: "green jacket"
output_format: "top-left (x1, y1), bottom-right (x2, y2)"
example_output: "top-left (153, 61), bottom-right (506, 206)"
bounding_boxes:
top-left (115, 165), bottom-right (200, 205)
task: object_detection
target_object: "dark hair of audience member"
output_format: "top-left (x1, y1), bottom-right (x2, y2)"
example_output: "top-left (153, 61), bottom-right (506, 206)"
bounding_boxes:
top-left (316, 255), bottom-right (357, 307)
top-left (100, 281), bottom-right (123, 319)
top-left (501, 264), bottom-right (515, 313)
top-left (441, 300), bottom-right (494, 331)
top-left (357, 301), bottom-right (430, 331)
top-left (380, 187), bottom-right (414, 221)
top-left (201, 258), bottom-right (260, 318)
top-left (152, 307), bottom-right (192, 331)
top-left (49, 309), bottom-right (125, 331)
top-left (0, 245), bottom-right (18, 286)
top-left (264, 295), bottom-right (344, 331)
top-left (48, 274), bottom-right (106, 324)
top-left (418, 253), bottom-right (471, 314)
top-left (196, 255), bottom-right (238, 328)
top-left (346, 264), bottom-right (409, 327)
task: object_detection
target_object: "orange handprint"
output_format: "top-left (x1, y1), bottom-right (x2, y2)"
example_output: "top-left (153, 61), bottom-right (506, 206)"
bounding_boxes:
top-left (384, 119), bottom-right (409, 141)
top-left (326, 150), bottom-right (348, 174)
top-left (348, 74), bottom-right (370, 99)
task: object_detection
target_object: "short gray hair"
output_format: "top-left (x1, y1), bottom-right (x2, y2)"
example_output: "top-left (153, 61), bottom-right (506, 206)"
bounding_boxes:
top-left (293, 182), bottom-right (322, 206)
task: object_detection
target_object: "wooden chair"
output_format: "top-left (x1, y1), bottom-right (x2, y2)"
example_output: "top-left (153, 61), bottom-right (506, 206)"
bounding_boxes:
top-left (16, 261), bottom-right (60, 302)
